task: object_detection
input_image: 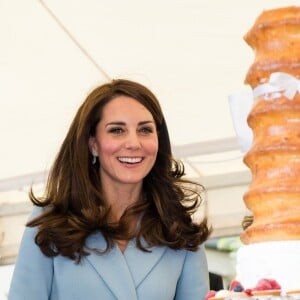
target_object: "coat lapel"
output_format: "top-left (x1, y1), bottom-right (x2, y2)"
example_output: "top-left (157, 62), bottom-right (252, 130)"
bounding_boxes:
top-left (84, 232), bottom-right (138, 300)
top-left (123, 239), bottom-right (167, 288)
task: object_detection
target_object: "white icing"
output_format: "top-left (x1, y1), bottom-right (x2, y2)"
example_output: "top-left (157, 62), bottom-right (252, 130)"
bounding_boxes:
top-left (236, 241), bottom-right (300, 293)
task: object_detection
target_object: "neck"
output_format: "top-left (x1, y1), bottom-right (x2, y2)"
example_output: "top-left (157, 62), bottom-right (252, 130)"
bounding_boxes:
top-left (102, 181), bottom-right (143, 223)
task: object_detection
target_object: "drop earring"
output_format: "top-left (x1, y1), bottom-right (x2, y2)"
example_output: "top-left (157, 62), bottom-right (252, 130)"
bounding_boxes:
top-left (92, 150), bottom-right (98, 165)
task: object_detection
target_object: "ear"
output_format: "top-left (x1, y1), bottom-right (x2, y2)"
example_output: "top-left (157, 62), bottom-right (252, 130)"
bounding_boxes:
top-left (88, 136), bottom-right (98, 156)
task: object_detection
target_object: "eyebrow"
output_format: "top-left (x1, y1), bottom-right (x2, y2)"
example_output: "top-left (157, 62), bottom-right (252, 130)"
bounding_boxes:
top-left (105, 120), bottom-right (155, 127)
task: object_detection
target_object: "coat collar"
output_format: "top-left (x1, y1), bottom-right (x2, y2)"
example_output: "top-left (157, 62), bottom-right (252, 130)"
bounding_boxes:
top-left (123, 239), bottom-right (167, 288)
top-left (84, 232), bottom-right (167, 299)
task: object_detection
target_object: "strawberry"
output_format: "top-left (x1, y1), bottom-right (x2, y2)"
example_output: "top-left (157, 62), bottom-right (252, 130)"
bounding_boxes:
top-left (254, 279), bottom-right (273, 291)
top-left (268, 279), bottom-right (281, 290)
top-left (205, 290), bottom-right (216, 300)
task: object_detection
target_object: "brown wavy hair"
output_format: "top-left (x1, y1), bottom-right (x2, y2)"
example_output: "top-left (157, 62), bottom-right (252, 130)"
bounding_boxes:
top-left (28, 79), bottom-right (211, 262)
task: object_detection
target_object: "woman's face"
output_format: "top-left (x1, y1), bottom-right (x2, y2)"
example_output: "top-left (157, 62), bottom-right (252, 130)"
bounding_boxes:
top-left (89, 96), bottom-right (158, 187)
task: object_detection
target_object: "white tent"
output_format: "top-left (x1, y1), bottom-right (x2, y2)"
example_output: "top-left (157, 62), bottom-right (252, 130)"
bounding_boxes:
top-left (1, 1), bottom-right (299, 289)
top-left (4, 0), bottom-right (300, 183)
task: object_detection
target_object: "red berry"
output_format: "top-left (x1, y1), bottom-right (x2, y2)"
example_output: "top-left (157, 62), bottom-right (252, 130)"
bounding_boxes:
top-left (268, 279), bottom-right (281, 290)
top-left (255, 279), bottom-right (273, 290)
top-left (205, 290), bottom-right (216, 300)
top-left (244, 288), bottom-right (253, 296)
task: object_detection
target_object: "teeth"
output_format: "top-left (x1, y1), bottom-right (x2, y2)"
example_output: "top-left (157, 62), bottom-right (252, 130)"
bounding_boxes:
top-left (118, 157), bottom-right (142, 164)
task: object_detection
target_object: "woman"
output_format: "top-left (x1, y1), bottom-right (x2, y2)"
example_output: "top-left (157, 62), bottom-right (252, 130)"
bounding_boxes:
top-left (9, 79), bottom-right (211, 300)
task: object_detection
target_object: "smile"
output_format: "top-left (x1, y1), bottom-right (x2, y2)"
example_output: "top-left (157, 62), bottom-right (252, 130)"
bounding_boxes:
top-left (118, 157), bottom-right (143, 164)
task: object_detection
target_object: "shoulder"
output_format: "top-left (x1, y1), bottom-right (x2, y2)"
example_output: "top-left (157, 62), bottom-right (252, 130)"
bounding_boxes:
top-left (163, 244), bottom-right (207, 266)
top-left (174, 245), bottom-right (209, 299)
top-left (27, 204), bottom-right (51, 221)
top-left (183, 245), bottom-right (207, 265)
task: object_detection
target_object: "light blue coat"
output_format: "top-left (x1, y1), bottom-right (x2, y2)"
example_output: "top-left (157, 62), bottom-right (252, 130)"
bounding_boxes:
top-left (9, 209), bottom-right (209, 300)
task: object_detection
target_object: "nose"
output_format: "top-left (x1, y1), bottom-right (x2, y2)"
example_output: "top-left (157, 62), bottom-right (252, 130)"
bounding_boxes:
top-left (125, 131), bottom-right (141, 149)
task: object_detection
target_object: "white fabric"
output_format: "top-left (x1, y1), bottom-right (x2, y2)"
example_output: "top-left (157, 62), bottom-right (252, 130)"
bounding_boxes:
top-left (253, 72), bottom-right (300, 100)
top-left (228, 90), bottom-right (253, 152)
top-left (229, 72), bottom-right (300, 153)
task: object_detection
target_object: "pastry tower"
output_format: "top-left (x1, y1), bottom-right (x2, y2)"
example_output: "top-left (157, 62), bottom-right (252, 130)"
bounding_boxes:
top-left (241, 6), bottom-right (300, 244)
top-left (235, 6), bottom-right (300, 292)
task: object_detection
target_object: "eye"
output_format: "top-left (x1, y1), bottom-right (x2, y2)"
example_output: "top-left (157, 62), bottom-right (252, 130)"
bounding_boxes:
top-left (139, 126), bottom-right (154, 134)
top-left (108, 127), bottom-right (124, 134)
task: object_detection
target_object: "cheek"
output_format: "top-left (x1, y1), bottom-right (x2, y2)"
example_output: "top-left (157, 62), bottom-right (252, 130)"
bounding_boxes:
top-left (98, 139), bottom-right (122, 155)
top-left (145, 139), bottom-right (159, 156)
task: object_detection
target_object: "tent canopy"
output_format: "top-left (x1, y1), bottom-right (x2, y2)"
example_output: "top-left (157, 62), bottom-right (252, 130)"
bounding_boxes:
top-left (1, 0), bottom-right (298, 188)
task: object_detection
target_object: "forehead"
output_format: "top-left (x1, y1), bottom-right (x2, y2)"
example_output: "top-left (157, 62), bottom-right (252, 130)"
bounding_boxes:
top-left (101, 95), bottom-right (153, 119)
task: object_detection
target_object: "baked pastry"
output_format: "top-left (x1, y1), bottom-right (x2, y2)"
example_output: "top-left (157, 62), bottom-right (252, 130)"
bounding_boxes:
top-left (244, 6), bottom-right (300, 88)
top-left (241, 93), bottom-right (300, 243)
top-left (240, 6), bottom-right (300, 244)
top-left (232, 5), bottom-right (300, 293)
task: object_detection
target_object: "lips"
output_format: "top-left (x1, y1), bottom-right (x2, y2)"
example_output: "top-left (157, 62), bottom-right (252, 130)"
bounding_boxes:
top-left (118, 157), bottom-right (143, 164)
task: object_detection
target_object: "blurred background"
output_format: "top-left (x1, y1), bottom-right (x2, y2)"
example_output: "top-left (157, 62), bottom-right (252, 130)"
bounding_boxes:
top-left (1, 0), bottom-right (299, 297)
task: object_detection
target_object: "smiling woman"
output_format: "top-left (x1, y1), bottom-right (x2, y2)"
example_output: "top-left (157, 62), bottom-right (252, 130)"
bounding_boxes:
top-left (88, 96), bottom-right (159, 193)
top-left (8, 79), bottom-right (211, 300)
